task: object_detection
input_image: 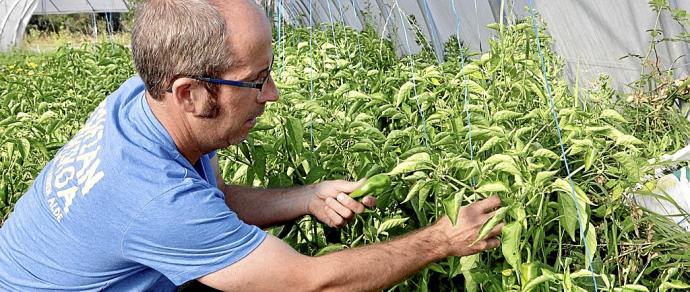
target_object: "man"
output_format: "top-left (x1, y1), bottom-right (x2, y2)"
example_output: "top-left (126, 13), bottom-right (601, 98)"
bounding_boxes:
top-left (0, 0), bottom-right (503, 290)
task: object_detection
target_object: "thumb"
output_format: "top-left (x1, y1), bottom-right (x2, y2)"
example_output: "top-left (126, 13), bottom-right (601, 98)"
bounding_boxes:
top-left (333, 178), bottom-right (366, 193)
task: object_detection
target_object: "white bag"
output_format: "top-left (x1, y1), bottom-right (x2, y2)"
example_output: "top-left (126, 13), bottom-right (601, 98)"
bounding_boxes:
top-left (633, 168), bottom-right (690, 231)
top-left (633, 145), bottom-right (690, 231)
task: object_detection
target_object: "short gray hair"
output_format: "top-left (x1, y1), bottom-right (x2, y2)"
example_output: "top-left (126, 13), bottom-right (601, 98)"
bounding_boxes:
top-left (131, 0), bottom-right (231, 99)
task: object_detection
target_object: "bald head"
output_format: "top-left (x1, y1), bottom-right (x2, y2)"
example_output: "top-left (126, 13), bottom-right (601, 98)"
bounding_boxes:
top-left (212, 0), bottom-right (272, 67)
top-left (131, 0), bottom-right (272, 99)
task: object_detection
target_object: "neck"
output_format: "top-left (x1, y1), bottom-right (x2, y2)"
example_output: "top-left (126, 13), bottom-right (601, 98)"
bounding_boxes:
top-left (146, 93), bottom-right (203, 165)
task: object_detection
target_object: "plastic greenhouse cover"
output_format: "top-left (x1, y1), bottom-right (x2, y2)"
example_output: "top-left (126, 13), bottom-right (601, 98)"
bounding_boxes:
top-left (276, 0), bottom-right (689, 92)
top-left (3, 0), bottom-right (689, 90)
top-left (1, 0), bottom-right (129, 51)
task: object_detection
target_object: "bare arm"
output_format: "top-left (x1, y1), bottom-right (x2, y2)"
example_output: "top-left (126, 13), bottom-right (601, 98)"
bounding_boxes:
top-left (211, 156), bottom-right (375, 229)
top-left (222, 183), bottom-right (315, 228)
top-left (199, 196), bottom-right (504, 291)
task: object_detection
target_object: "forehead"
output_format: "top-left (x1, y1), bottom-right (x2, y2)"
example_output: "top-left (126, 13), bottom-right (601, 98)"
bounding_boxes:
top-left (216, 1), bottom-right (273, 71)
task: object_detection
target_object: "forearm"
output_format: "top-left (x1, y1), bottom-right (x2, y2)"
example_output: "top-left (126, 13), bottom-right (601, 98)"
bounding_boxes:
top-left (223, 184), bottom-right (314, 228)
top-left (309, 224), bottom-right (449, 291)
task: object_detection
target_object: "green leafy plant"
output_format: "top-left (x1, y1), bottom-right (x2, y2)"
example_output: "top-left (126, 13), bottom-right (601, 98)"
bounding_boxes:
top-left (1, 19), bottom-right (688, 291)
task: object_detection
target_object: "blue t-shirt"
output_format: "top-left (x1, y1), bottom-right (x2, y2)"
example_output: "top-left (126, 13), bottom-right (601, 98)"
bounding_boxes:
top-left (0, 76), bottom-right (266, 291)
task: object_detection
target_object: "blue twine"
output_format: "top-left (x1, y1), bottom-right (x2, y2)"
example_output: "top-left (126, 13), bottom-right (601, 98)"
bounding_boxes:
top-left (325, 0), bottom-right (340, 59)
top-left (308, 0), bottom-right (315, 149)
top-left (450, 0), bottom-right (475, 187)
top-left (526, 1), bottom-right (599, 290)
top-left (394, 2), bottom-right (429, 147)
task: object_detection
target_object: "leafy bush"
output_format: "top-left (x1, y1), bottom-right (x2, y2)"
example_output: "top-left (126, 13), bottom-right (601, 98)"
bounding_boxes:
top-left (1, 22), bottom-right (688, 290)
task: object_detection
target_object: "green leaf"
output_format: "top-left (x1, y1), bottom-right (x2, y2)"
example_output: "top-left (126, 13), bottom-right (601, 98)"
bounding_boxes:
top-left (493, 161), bottom-right (521, 178)
top-left (315, 244), bottom-right (346, 256)
top-left (378, 217), bottom-right (409, 234)
top-left (0, 181), bottom-right (7, 206)
top-left (396, 81), bottom-right (415, 106)
top-left (253, 145), bottom-right (266, 179)
top-left (513, 126), bottom-right (534, 139)
top-left (534, 170), bottom-right (558, 187)
top-left (615, 134), bottom-right (643, 148)
top-left (552, 178), bottom-right (592, 241)
top-left (618, 284), bottom-right (649, 292)
top-left (461, 79), bottom-right (488, 96)
top-left (532, 148), bottom-right (560, 160)
top-left (527, 81), bottom-right (547, 101)
top-left (493, 110), bottom-right (522, 122)
top-left (477, 136), bottom-right (504, 154)
top-left (475, 182), bottom-right (509, 193)
top-left (350, 142), bottom-right (373, 152)
top-left (659, 280), bottom-right (690, 292)
top-left (347, 90), bottom-right (371, 100)
top-left (418, 183), bottom-right (433, 210)
top-left (558, 189), bottom-right (578, 242)
top-left (459, 63), bottom-right (480, 76)
top-left (387, 152), bottom-right (432, 176)
top-left (285, 117), bottom-right (304, 154)
top-left (484, 154), bottom-right (515, 167)
top-left (501, 222), bottom-right (522, 270)
top-left (585, 222), bottom-right (597, 267)
top-left (333, 83), bottom-right (350, 96)
top-left (570, 269), bottom-right (595, 278)
top-left (601, 109), bottom-right (627, 123)
top-left (18, 138), bottom-right (30, 162)
top-left (584, 148), bottom-right (596, 171)
top-left (552, 179), bottom-right (593, 205)
top-left (613, 152), bottom-right (640, 182)
top-left (232, 164), bottom-right (249, 184)
top-left (402, 180), bottom-right (425, 204)
top-left (472, 206), bottom-right (509, 244)
top-left (460, 255), bottom-right (480, 292)
top-left (570, 139), bottom-right (594, 155)
top-left (442, 191), bottom-right (463, 226)
top-left (523, 274), bottom-right (556, 291)
top-left (460, 254), bottom-right (479, 272)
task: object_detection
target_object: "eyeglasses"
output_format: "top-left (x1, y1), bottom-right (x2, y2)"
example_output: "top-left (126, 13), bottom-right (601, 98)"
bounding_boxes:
top-left (167, 57), bottom-right (273, 93)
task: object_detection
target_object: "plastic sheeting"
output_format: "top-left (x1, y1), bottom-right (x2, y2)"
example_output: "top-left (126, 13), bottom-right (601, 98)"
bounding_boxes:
top-left (0, 0), bottom-right (129, 52)
top-left (3, 0), bottom-right (689, 91)
top-left (33, 0), bottom-right (129, 14)
top-left (275, 0), bottom-right (690, 92)
top-left (1, 0), bottom-right (37, 51)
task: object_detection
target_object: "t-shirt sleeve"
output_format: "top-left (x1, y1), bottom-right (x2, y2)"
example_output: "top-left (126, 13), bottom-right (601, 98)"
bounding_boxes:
top-left (121, 181), bottom-right (266, 285)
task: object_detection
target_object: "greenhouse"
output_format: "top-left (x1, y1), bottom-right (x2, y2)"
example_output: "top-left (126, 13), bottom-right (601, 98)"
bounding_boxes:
top-left (0, 0), bottom-right (689, 291)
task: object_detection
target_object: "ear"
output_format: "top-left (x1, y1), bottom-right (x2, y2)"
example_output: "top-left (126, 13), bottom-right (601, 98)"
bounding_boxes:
top-left (170, 77), bottom-right (201, 113)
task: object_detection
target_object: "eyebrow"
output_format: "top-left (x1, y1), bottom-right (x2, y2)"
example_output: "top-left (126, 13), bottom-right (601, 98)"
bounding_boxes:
top-left (242, 56), bottom-right (274, 81)
top-left (250, 64), bottom-right (272, 80)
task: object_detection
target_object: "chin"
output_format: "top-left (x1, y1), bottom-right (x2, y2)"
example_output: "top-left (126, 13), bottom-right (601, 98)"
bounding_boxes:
top-left (223, 133), bottom-right (249, 147)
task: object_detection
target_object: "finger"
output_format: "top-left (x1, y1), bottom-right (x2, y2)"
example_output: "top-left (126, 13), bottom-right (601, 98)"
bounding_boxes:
top-left (327, 196), bottom-right (355, 219)
top-left (332, 179), bottom-right (366, 194)
top-left (335, 193), bottom-right (366, 214)
top-left (480, 209), bottom-right (499, 223)
top-left (479, 238), bottom-right (501, 251)
top-left (325, 207), bottom-right (345, 228)
top-left (472, 195), bottom-right (501, 213)
top-left (360, 195), bottom-right (377, 208)
top-left (486, 222), bottom-right (505, 238)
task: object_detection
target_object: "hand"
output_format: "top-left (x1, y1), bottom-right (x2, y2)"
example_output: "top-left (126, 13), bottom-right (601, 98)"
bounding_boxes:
top-left (434, 195), bottom-right (504, 257)
top-left (307, 180), bottom-right (377, 228)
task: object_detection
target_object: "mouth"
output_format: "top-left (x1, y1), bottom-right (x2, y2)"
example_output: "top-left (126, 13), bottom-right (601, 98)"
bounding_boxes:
top-left (246, 109), bottom-right (265, 127)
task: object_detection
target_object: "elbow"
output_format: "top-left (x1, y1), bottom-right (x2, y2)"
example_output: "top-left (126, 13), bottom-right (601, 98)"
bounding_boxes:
top-left (294, 263), bottom-right (330, 292)
top-left (297, 258), bottom-right (350, 292)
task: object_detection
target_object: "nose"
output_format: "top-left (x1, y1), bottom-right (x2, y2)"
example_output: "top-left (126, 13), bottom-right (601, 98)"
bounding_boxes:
top-left (257, 75), bottom-right (279, 103)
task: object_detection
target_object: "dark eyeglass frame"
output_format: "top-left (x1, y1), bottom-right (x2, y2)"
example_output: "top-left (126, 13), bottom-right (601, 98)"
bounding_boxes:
top-left (167, 57), bottom-right (273, 93)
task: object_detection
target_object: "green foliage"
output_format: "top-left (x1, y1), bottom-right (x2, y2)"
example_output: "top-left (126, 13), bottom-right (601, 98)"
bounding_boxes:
top-left (1, 20), bottom-right (689, 290)
top-left (0, 43), bottom-right (135, 222)
top-left (226, 22), bottom-right (690, 290)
